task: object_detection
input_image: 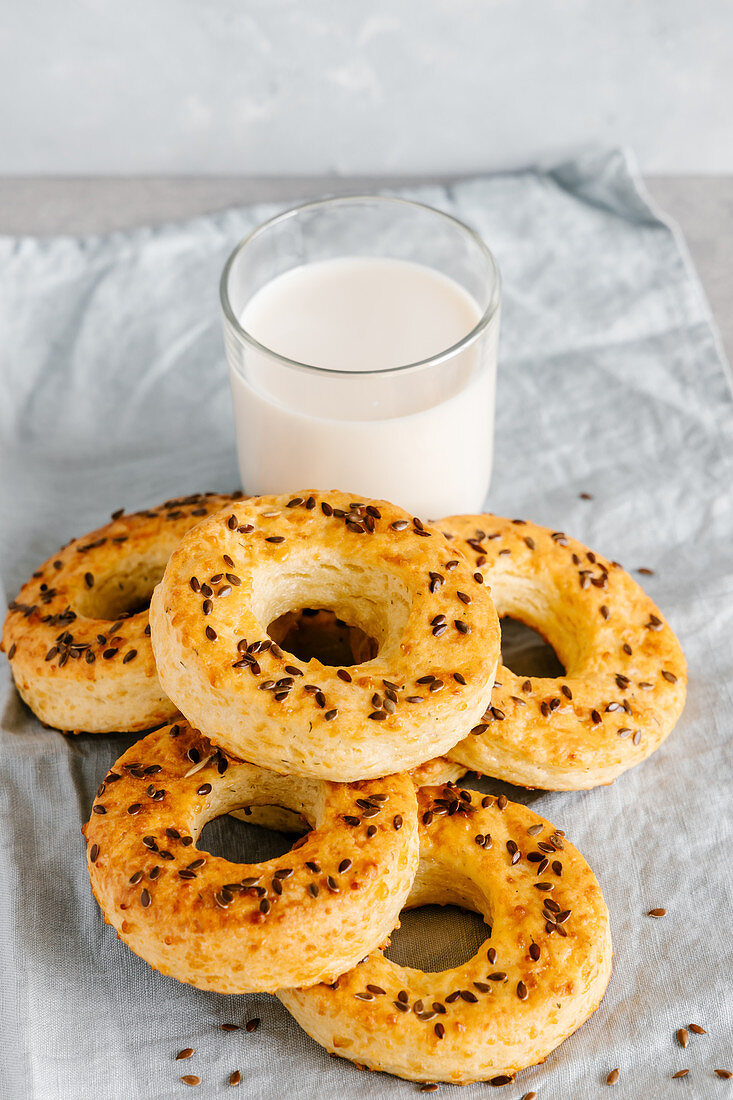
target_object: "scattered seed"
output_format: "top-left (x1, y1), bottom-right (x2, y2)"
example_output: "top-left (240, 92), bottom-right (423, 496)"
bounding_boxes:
top-left (221, 1023), bottom-right (240, 1032)
top-left (229, 1070), bottom-right (242, 1086)
top-left (606, 1068), bottom-right (620, 1085)
top-left (648, 908), bottom-right (666, 917)
top-left (689, 1024), bottom-right (706, 1035)
top-left (245, 1018), bottom-right (260, 1033)
top-left (176, 1049), bottom-right (194, 1060)
top-left (672, 1070), bottom-right (689, 1078)
top-left (715, 1070), bottom-right (732, 1079)
top-left (678, 1028), bottom-right (689, 1048)
top-left (180, 1076), bottom-right (201, 1086)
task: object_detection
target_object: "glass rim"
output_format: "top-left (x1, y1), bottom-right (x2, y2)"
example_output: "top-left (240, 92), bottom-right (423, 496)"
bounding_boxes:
top-left (220, 194), bottom-right (501, 379)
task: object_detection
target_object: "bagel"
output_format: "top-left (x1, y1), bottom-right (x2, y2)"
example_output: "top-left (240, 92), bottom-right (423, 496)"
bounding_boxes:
top-left (439, 515), bottom-right (687, 790)
top-left (278, 784), bottom-right (612, 1085)
top-left (149, 491), bottom-right (501, 781)
top-left (83, 721), bottom-right (419, 994)
top-left (2, 493), bottom-right (241, 733)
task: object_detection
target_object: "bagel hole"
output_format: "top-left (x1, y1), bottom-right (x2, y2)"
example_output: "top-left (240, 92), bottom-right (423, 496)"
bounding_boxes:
top-left (73, 563), bottom-right (166, 621)
top-left (253, 562), bottom-right (410, 666)
top-left (385, 906), bottom-right (489, 972)
top-left (500, 616), bottom-right (565, 678)
top-left (268, 609), bottom-right (378, 667)
top-left (197, 810), bottom-right (309, 864)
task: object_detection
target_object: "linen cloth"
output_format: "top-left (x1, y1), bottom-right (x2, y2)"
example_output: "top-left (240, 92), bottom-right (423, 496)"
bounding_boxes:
top-left (1, 149), bottom-right (731, 1099)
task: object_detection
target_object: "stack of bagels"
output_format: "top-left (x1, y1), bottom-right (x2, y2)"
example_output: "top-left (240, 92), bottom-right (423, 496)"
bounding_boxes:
top-left (2, 489), bottom-right (686, 1087)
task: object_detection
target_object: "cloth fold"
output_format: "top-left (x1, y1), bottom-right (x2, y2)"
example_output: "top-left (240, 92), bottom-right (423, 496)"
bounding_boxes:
top-left (1, 149), bottom-right (731, 1099)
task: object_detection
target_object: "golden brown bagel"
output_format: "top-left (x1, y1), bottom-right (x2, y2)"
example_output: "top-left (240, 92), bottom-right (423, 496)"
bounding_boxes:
top-left (278, 784), bottom-right (612, 1085)
top-left (440, 514), bottom-right (687, 789)
top-left (2, 493), bottom-right (241, 733)
top-left (150, 491), bottom-right (501, 781)
top-left (83, 721), bottom-right (419, 994)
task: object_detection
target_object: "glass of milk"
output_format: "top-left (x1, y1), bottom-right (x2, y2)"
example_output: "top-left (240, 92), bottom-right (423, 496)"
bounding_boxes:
top-left (220, 196), bottom-right (500, 517)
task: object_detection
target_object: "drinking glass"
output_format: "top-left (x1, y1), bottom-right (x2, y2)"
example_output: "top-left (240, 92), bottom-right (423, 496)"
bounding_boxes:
top-left (220, 196), bottom-right (501, 517)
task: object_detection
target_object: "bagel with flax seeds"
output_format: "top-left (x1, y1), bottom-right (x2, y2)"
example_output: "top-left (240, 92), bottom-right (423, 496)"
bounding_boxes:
top-left (439, 514), bottom-right (686, 789)
top-left (278, 784), bottom-right (612, 1085)
top-left (83, 720), bottom-right (419, 994)
top-left (149, 491), bottom-right (501, 782)
top-left (2, 492), bottom-right (242, 733)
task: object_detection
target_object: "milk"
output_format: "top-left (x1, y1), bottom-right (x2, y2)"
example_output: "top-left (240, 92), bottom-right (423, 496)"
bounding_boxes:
top-left (229, 257), bottom-right (497, 517)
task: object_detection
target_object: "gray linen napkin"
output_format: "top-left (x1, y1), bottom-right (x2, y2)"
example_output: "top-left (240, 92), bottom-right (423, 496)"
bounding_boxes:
top-left (1, 149), bottom-right (731, 1099)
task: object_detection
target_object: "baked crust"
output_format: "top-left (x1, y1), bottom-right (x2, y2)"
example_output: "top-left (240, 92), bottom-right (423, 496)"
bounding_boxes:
top-left (278, 785), bottom-right (612, 1084)
top-left (2, 492), bottom-right (241, 733)
top-left (83, 721), bottom-right (419, 994)
top-left (409, 756), bottom-right (468, 787)
top-left (440, 514), bottom-right (687, 789)
top-left (149, 491), bottom-right (501, 781)
top-left (238, 756), bottom-right (468, 832)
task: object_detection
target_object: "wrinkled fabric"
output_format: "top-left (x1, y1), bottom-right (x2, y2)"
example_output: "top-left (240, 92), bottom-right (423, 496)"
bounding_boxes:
top-left (1, 149), bottom-right (731, 1099)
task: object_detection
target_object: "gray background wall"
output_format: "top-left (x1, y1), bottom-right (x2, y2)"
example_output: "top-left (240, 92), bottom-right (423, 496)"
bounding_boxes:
top-left (0, 0), bottom-right (728, 175)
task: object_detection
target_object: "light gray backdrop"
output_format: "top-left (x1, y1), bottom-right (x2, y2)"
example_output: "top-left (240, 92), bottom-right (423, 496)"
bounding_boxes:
top-left (0, 0), bottom-right (731, 174)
